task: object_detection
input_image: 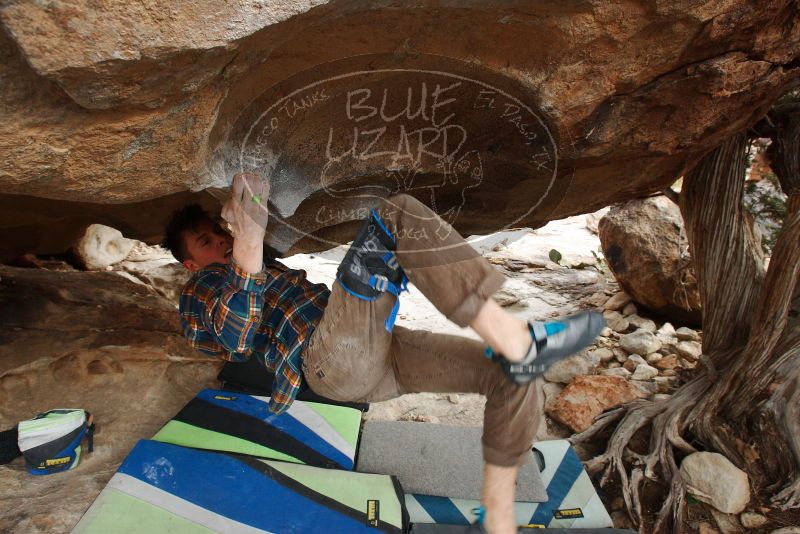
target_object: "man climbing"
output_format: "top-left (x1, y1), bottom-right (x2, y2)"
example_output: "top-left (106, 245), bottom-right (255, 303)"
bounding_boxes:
top-left (164, 172), bottom-right (604, 534)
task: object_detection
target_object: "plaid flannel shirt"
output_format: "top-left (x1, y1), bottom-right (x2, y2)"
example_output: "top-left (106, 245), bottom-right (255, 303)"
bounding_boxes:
top-left (179, 258), bottom-right (329, 414)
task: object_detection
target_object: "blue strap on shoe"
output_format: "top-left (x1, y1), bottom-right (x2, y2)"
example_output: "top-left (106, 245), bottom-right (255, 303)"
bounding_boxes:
top-left (486, 312), bottom-right (606, 385)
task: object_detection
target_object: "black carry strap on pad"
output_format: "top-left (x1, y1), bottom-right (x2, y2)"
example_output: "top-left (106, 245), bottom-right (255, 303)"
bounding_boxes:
top-left (0, 426), bottom-right (21, 464)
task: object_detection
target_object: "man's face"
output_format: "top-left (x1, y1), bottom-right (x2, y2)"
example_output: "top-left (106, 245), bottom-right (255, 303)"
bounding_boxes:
top-left (182, 220), bottom-right (234, 272)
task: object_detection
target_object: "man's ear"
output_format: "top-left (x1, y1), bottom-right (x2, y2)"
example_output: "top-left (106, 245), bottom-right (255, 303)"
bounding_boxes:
top-left (182, 259), bottom-right (200, 272)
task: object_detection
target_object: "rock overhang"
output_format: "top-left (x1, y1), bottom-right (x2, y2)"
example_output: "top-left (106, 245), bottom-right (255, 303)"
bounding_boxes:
top-left (0, 0), bottom-right (798, 257)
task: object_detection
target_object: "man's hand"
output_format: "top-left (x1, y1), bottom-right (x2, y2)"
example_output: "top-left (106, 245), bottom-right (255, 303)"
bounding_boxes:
top-left (221, 173), bottom-right (270, 274)
top-left (221, 173), bottom-right (270, 243)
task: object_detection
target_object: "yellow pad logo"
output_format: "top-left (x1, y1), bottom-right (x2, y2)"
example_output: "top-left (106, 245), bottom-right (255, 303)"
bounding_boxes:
top-left (45, 456), bottom-right (71, 466)
top-left (553, 507), bottom-right (584, 519)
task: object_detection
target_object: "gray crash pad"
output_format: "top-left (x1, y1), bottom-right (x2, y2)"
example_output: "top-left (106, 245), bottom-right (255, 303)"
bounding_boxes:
top-left (356, 421), bottom-right (547, 502)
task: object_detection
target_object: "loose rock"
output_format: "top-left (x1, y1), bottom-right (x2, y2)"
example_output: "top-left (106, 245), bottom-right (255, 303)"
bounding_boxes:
top-left (602, 367), bottom-right (631, 378)
top-left (676, 326), bottom-right (701, 341)
top-left (547, 375), bottom-right (649, 432)
top-left (620, 330), bottom-right (662, 355)
top-left (604, 291), bottom-right (631, 311)
top-left (73, 224), bottom-right (134, 271)
top-left (646, 352), bottom-right (663, 364)
top-left (543, 353), bottom-right (593, 384)
top-left (603, 310), bottom-right (630, 333)
top-left (627, 314), bottom-right (657, 333)
top-left (655, 354), bottom-right (680, 370)
top-left (589, 347), bottom-right (615, 363)
top-left (739, 512), bottom-right (767, 529)
top-left (680, 452), bottom-right (750, 514)
top-left (632, 363), bottom-right (658, 380)
top-left (676, 340), bottom-right (702, 360)
top-left (622, 302), bottom-right (637, 316)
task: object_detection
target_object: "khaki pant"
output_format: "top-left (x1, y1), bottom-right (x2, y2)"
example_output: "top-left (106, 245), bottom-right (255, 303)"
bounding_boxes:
top-left (302, 194), bottom-right (538, 467)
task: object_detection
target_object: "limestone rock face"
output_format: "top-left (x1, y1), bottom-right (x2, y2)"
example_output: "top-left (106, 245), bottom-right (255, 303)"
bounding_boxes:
top-left (1, 1), bottom-right (799, 258)
top-left (680, 452), bottom-right (751, 514)
top-left (599, 196), bottom-right (702, 324)
top-left (546, 375), bottom-right (649, 432)
top-left (0, 265), bottom-right (221, 532)
top-left (73, 224), bottom-right (134, 270)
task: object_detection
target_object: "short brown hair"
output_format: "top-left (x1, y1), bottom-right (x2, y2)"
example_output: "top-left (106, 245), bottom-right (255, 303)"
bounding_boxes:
top-left (162, 204), bottom-right (213, 263)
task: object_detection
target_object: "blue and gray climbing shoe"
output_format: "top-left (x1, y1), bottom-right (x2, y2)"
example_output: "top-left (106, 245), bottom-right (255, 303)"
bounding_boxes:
top-left (487, 311), bottom-right (606, 385)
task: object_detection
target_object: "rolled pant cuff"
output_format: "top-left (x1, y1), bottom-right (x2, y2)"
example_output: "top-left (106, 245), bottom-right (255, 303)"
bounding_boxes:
top-left (482, 442), bottom-right (529, 468)
top-left (447, 269), bottom-right (506, 327)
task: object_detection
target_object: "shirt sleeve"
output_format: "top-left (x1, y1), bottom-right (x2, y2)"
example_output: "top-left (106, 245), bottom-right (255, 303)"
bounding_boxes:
top-left (267, 344), bottom-right (304, 415)
top-left (180, 260), bottom-right (270, 361)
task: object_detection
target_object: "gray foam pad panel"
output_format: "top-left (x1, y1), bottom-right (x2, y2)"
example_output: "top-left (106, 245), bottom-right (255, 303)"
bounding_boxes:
top-left (356, 421), bottom-right (547, 502)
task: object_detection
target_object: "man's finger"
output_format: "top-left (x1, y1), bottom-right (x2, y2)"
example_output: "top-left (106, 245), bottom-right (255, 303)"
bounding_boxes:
top-left (231, 173), bottom-right (245, 203)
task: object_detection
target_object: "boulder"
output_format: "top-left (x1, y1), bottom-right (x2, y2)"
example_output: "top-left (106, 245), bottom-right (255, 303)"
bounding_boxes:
top-left (680, 452), bottom-right (750, 514)
top-left (1, 2), bottom-right (799, 259)
top-left (546, 375), bottom-right (649, 432)
top-left (73, 224), bottom-right (134, 271)
top-left (599, 196), bottom-right (702, 324)
top-left (620, 330), bottom-right (662, 355)
top-left (0, 265), bottom-right (221, 532)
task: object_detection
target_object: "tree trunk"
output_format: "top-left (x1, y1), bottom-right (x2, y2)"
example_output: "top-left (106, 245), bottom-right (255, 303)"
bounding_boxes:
top-left (573, 96), bottom-right (800, 532)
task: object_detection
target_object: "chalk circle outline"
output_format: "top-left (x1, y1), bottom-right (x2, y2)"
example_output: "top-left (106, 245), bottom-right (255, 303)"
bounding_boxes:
top-left (238, 67), bottom-right (559, 253)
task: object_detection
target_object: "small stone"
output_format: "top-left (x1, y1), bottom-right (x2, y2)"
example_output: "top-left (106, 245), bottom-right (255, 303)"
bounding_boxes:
top-left (543, 352), bottom-right (593, 384)
top-left (657, 322), bottom-right (676, 338)
top-left (646, 352), bottom-right (663, 364)
top-left (627, 314), bottom-right (657, 333)
top-left (603, 310), bottom-right (630, 333)
top-left (661, 369), bottom-right (678, 376)
top-left (604, 291), bottom-right (631, 311)
top-left (654, 393), bottom-right (672, 401)
top-left (589, 347), bottom-right (615, 363)
top-left (607, 361), bottom-right (622, 369)
top-left (447, 394), bottom-right (460, 404)
top-left (600, 326), bottom-right (613, 337)
top-left (681, 452), bottom-right (750, 514)
top-left (632, 363), bottom-right (659, 380)
top-left (613, 348), bottom-right (628, 363)
top-left (622, 302), bottom-right (637, 316)
top-left (620, 330), bottom-right (662, 355)
top-left (623, 359), bottom-right (637, 372)
top-left (676, 326), bottom-right (701, 341)
top-left (601, 367), bottom-right (631, 378)
top-left (739, 512), bottom-right (767, 529)
top-left (628, 354), bottom-right (646, 366)
top-left (676, 340), bottom-right (702, 360)
top-left (655, 354), bottom-right (679, 370)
